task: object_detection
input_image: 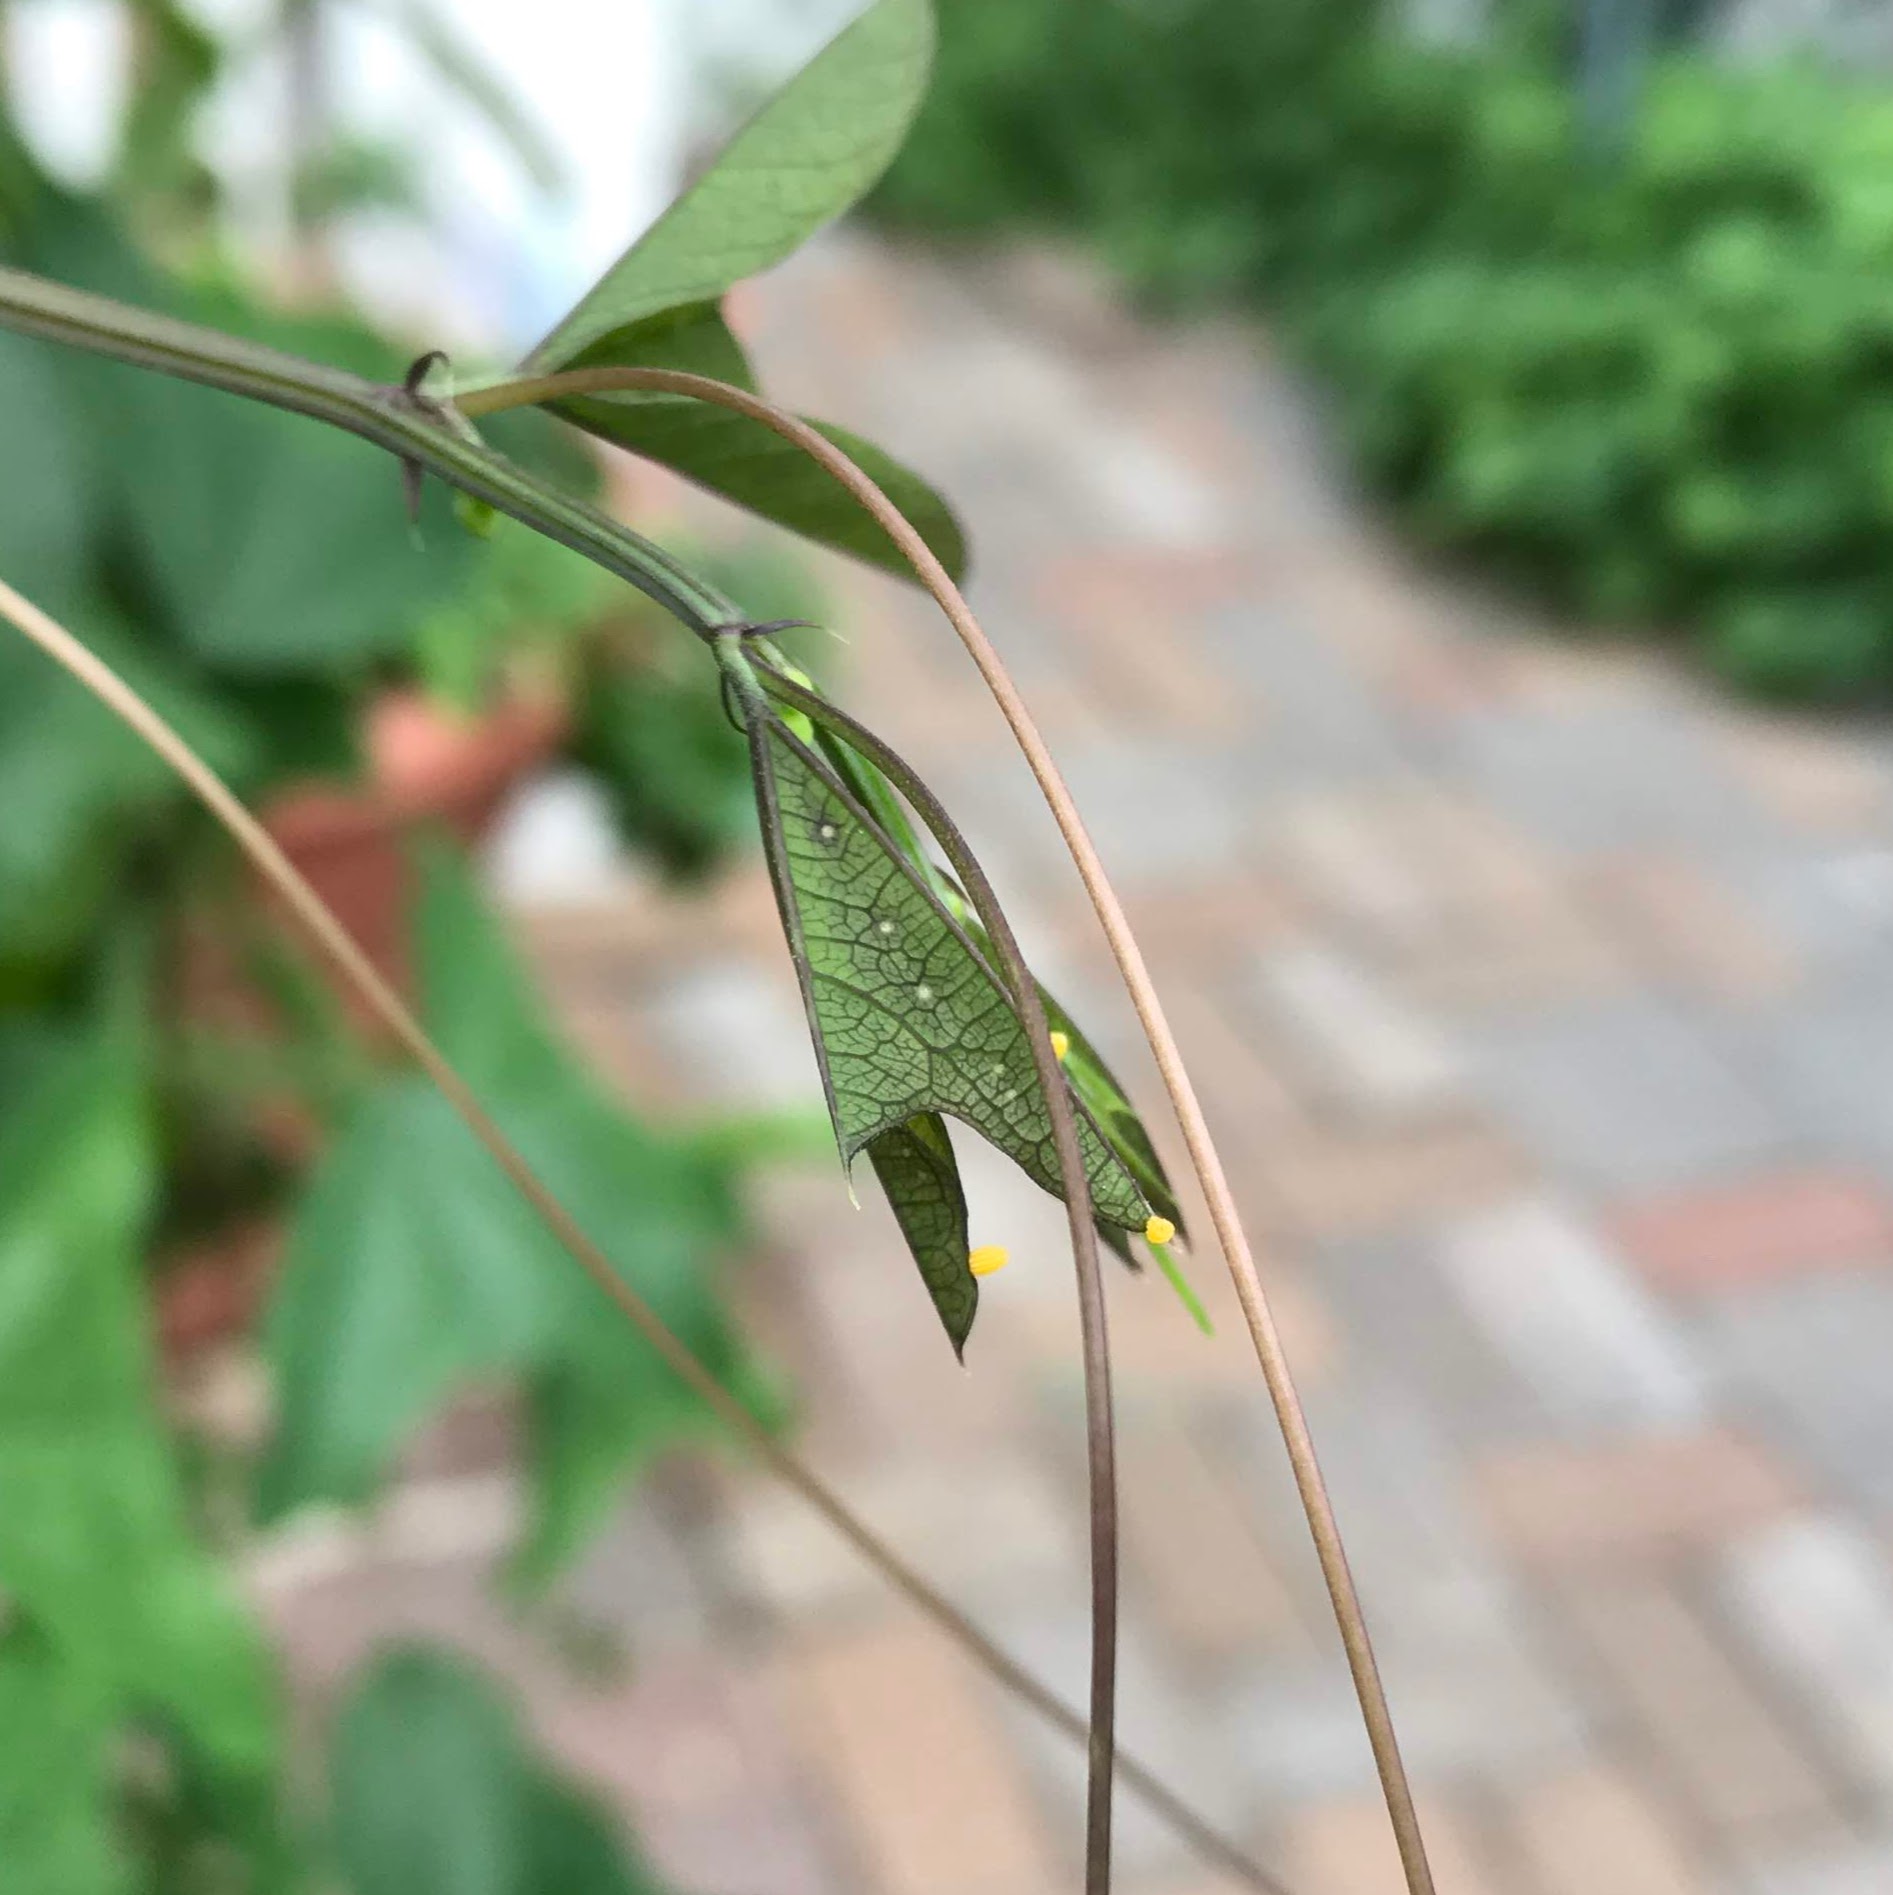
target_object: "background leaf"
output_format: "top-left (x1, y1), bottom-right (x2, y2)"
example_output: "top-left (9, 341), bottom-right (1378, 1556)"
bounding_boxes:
top-left (0, 1632), bottom-right (126, 1895)
top-left (0, 1021), bottom-right (278, 1825)
top-left (331, 1648), bottom-right (663, 1895)
top-left (259, 850), bottom-right (753, 1582)
top-left (114, 368), bottom-right (475, 675)
top-left (0, 327), bottom-right (91, 619)
top-left (527, 0), bottom-right (934, 368)
top-left (0, 611), bottom-right (256, 976)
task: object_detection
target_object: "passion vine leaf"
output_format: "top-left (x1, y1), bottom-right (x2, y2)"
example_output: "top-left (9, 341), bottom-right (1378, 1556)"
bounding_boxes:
top-left (545, 302), bottom-right (968, 583)
top-left (865, 1112), bottom-right (976, 1357)
top-left (782, 677), bottom-right (1183, 1231)
top-left (525, 0), bottom-right (934, 371)
top-left (724, 644), bottom-right (1155, 1349)
top-left (749, 650), bottom-right (1212, 1338)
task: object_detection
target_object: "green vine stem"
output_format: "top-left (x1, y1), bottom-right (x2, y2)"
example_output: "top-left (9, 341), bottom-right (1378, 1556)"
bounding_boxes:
top-left (458, 363), bottom-right (1438, 1895)
top-left (0, 265), bottom-right (739, 633)
top-left (0, 572), bottom-right (1284, 1895)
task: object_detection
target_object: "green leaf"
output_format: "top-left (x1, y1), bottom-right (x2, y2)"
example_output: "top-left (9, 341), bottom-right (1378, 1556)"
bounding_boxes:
top-left (745, 698), bottom-right (1151, 1238)
top-left (527, 0), bottom-right (935, 369)
top-left (0, 328), bottom-right (92, 618)
top-left (331, 1649), bottom-right (530, 1895)
top-left (0, 1631), bottom-right (126, 1895)
top-left (521, 1774), bottom-right (662, 1895)
top-left (0, 609), bottom-right (258, 976)
top-left (331, 1648), bottom-right (663, 1895)
top-left (546, 303), bottom-right (969, 582)
top-left (113, 367), bottom-right (475, 676)
top-left (0, 1025), bottom-right (277, 1784)
top-left (1036, 990), bottom-right (1185, 1245)
top-left (866, 1113), bottom-right (976, 1355)
top-left (260, 850), bottom-right (751, 1582)
top-left (574, 630), bottom-right (758, 882)
top-left (783, 669), bottom-right (1187, 1248)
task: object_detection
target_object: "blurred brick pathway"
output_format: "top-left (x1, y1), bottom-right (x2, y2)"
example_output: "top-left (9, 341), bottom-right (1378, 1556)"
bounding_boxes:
top-left (263, 238), bottom-right (1893, 1895)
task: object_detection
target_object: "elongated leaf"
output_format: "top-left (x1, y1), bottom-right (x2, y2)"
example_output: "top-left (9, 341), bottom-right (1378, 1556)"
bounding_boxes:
top-left (527, 0), bottom-right (934, 370)
top-left (867, 1113), bottom-right (976, 1355)
top-left (1037, 990), bottom-right (1185, 1242)
top-left (747, 703), bottom-right (1150, 1232)
top-left (549, 302), bottom-right (968, 581)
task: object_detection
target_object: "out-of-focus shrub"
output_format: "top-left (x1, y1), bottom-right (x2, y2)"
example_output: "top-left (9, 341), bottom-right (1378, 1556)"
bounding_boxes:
top-left (879, 0), bottom-right (1893, 701)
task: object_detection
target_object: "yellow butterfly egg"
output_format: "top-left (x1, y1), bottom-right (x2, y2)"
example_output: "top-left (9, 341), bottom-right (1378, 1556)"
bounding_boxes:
top-left (1049, 1029), bottom-right (1071, 1063)
top-left (968, 1244), bottom-right (1010, 1278)
top-left (1144, 1215), bottom-right (1176, 1247)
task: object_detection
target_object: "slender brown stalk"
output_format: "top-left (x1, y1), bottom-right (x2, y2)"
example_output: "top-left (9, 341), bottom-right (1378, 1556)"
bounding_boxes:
top-left (458, 365), bottom-right (1438, 1895)
top-left (718, 637), bottom-right (1122, 1892)
top-left (0, 573), bottom-right (1281, 1895)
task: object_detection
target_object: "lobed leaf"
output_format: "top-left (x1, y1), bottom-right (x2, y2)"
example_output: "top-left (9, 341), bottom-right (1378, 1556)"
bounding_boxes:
top-left (741, 654), bottom-right (1208, 1342)
top-left (260, 849), bottom-right (752, 1582)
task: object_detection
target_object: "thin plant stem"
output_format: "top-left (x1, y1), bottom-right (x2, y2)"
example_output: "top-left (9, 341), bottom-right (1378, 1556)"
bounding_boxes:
top-left (718, 633), bottom-right (1122, 1892)
top-left (459, 365), bottom-right (1438, 1895)
top-left (0, 265), bottom-right (739, 634)
top-left (0, 573), bottom-right (1282, 1895)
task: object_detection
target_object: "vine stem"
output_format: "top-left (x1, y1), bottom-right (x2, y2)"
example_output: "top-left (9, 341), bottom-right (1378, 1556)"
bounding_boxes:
top-left (721, 638), bottom-right (1122, 1894)
top-left (459, 365), bottom-right (1438, 1895)
top-left (0, 574), bottom-right (1283, 1895)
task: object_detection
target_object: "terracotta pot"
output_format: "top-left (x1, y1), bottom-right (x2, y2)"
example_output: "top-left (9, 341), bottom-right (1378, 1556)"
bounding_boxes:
top-left (158, 685), bottom-right (567, 1359)
top-left (157, 1219), bottom-right (281, 1363)
top-left (261, 684), bottom-right (568, 998)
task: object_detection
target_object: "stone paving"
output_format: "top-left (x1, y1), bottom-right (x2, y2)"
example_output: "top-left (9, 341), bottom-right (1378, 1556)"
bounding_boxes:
top-left (262, 236), bottom-right (1893, 1894)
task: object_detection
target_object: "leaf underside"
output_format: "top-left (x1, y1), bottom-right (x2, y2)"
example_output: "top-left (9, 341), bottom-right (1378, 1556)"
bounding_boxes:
top-left (866, 1112), bottom-right (976, 1357)
top-left (751, 711), bottom-right (1151, 1236)
top-left (767, 663), bottom-right (1188, 1247)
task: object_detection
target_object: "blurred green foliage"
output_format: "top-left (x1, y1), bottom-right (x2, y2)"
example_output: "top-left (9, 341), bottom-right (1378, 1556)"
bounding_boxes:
top-left (879, 0), bottom-right (1893, 700)
top-left (0, 10), bottom-right (803, 1888)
